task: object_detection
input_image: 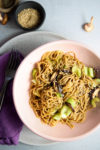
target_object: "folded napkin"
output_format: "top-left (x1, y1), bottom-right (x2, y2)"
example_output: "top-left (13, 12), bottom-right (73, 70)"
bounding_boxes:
top-left (0, 51), bottom-right (24, 145)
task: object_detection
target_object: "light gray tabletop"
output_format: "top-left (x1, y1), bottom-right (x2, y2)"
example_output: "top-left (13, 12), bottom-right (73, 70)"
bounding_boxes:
top-left (0, 0), bottom-right (100, 150)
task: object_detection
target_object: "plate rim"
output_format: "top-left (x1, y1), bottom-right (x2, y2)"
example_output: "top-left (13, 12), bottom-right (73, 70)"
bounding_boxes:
top-left (0, 30), bottom-right (65, 50)
top-left (13, 39), bottom-right (100, 142)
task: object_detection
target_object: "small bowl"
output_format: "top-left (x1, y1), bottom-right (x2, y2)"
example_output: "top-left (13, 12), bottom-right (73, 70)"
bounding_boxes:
top-left (13, 40), bottom-right (100, 142)
top-left (15, 1), bottom-right (46, 30)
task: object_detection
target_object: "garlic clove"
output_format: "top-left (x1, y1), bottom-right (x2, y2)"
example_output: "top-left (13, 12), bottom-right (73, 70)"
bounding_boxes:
top-left (0, 12), bottom-right (8, 25)
top-left (83, 16), bottom-right (94, 32)
top-left (84, 23), bottom-right (94, 32)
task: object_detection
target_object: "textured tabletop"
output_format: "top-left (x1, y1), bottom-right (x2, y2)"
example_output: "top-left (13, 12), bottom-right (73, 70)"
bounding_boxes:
top-left (0, 0), bottom-right (100, 150)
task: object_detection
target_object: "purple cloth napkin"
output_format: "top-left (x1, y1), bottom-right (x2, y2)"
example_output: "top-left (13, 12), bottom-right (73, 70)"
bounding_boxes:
top-left (0, 51), bottom-right (24, 145)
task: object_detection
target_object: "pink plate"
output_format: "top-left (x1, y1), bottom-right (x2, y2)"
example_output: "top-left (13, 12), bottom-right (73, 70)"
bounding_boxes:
top-left (13, 40), bottom-right (100, 142)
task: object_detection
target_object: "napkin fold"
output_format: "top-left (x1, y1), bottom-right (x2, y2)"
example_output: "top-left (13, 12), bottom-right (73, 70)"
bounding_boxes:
top-left (0, 51), bottom-right (24, 145)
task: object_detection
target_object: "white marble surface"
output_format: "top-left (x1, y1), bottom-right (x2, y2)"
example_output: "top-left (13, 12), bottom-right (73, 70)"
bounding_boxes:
top-left (0, 0), bottom-right (100, 149)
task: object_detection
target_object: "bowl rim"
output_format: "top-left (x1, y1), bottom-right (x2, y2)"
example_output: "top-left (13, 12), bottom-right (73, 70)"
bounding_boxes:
top-left (13, 40), bottom-right (100, 142)
top-left (15, 1), bottom-right (46, 30)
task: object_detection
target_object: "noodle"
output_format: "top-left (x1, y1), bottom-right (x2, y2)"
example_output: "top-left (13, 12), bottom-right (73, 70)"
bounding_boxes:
top-left (29, 51), bottom-right (100, 128)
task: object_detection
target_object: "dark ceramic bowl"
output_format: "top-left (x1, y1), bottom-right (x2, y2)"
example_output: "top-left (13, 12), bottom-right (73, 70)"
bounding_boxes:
top-left (15, 1), bottom-right (46, 30)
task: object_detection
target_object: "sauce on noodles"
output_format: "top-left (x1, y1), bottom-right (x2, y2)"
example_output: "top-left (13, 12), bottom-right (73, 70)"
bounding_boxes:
top-left (29, 51), bottom-right (100, 128)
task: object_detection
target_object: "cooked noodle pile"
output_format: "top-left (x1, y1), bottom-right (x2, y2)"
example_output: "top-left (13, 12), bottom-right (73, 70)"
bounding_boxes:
top-left (29, 51), bottom-right (100, 128)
